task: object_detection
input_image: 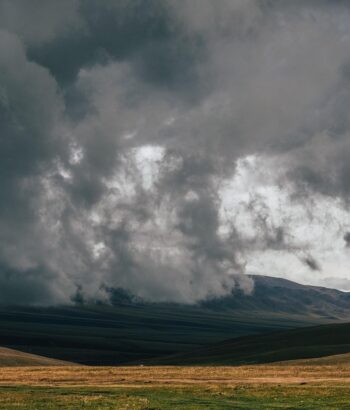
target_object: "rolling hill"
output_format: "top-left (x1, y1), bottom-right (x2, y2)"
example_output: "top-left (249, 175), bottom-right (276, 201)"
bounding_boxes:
top-left (284, 352), bottom-right (350, 365)
top-left (201, 275), bottom-right (350, 318)
top-left (0, 275), bottom-right (350, 365)
top-left (0, 346), bottom-right (73, 367)
top-left (144, 322), bottom-right (350, 365)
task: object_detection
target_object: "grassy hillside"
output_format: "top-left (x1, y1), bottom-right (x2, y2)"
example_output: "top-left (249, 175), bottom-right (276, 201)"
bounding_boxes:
top-left (282, 352), bottom-right (350, 365)
top-left (0, 275), bottom-right (350, 365)
top-left (145, 322), bottom-right (350, 365)
top-left (0, 304), bottom-right (316, 365)
top-left (202, 275), bottom-right (350, 319)
top-left (0, 347), bottom-right (72, 367)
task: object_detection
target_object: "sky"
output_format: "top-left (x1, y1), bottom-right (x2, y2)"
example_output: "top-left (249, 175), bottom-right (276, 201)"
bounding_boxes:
top-left (1, 0), bottom-right (350, 305)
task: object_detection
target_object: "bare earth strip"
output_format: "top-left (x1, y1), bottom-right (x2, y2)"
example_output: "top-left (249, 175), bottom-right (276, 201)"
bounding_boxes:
top-left (1, 365), bottom-right (350, 387)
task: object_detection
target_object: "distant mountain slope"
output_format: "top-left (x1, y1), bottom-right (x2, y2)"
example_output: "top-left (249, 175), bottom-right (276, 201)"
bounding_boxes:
top-left (145, 322), bottom-right (350, 365)
top-left (202, 275), bottom-right (350, 319)
top-left (0, 275), bottom-right (350, 365)
top-left (0, 346), bottom-right (73, 367)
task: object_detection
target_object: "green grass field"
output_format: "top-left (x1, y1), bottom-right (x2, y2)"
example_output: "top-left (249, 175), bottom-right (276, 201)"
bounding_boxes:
top-left (1, 384), bottom-right (350, 409)
top-left (1, 364), bottom-right (350, 409)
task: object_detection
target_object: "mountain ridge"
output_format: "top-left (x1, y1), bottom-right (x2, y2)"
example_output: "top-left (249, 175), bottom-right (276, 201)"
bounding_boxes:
top-left (0, 275), bottom-right (349, 365)
top-left (201, 274), bottom-right (350, 319)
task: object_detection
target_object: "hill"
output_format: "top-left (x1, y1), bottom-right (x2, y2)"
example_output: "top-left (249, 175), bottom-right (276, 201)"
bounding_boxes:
top-left (281, 352), bottom-right (350, 365)
top-left (201, 275), bottom-right (350, 319)
top-left (1, 275), bottom-right (350, 365)
top-left (144, 322), bottom-right (350, 365)
top-left (0, 346), bottom-right (72, 367)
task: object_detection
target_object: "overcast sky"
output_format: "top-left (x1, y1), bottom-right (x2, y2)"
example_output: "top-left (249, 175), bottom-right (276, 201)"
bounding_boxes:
top-left (1, 0), bottom-right (350, 305)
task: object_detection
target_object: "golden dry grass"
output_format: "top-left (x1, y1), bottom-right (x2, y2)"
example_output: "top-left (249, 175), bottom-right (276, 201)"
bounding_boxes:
top-left (0, 347), bottom-right (73, 367)
top-left (2, 363), bottom-right (350, 409)
top-left (1, 363), bottom-right (350, 388)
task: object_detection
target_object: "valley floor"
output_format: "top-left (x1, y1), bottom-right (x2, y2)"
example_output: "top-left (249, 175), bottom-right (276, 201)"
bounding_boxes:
top-left (1, 364), bottom-right (350, 409)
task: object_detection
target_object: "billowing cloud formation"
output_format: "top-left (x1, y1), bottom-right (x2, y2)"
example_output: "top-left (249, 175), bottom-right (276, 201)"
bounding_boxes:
top-left (2, 0), bottom-right (350, 304)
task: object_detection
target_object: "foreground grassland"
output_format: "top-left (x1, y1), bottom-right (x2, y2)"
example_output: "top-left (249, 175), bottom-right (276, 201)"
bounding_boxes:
top-left (1, 365), bottom-right (350, 409)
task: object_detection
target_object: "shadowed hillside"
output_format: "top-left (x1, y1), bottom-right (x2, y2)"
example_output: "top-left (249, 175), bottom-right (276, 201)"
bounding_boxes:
top-left (145, 322), bottom-right (350, 365)
top-left (0, 276), bottom-right (350, 365)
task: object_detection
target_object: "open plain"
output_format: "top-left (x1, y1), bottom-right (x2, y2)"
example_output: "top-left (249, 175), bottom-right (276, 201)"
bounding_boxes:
top-left (1, 362), bottom-right (350, 409)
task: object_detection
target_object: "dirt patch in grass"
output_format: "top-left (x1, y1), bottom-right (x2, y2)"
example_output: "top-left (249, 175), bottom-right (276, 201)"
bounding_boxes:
top-left (0, 365), bottom-right (350, 387)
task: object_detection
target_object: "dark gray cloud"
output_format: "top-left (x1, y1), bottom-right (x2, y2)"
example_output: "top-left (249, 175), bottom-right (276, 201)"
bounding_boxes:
top-left (26, 0), bottom-right (204, 92)
top-left (344, 232), bottom-right (350, 247)
top-left (1, 0), bottom-right (350, 304)
top-left (0, 0), bottom-right (82, 47)
top-left (303, 256), bottom-right (321, 272)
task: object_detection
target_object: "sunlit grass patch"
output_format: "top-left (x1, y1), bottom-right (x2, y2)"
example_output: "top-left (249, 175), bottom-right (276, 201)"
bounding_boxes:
top-left (1, 383), bottom-right (350, 409)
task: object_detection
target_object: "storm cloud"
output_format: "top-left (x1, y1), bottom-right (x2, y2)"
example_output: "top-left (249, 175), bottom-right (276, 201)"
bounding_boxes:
top-left (1, 0), bottom-right (350, 304)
